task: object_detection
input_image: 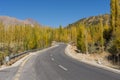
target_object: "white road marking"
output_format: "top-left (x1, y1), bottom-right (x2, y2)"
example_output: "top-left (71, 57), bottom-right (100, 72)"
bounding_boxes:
top-left (58, 65), bottom-right (68, 71)
top-left (51, 58), bottom-right (54, 61)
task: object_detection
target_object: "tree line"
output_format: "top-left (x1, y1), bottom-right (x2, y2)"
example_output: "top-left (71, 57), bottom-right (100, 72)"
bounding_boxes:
top-left (0, 24), bottom-right (54, 64)
top-left (0, 0), bottom-right (120, 66)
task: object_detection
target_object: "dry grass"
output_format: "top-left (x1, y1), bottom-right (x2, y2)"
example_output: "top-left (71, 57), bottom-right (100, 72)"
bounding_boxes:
top-left (6, 54), bottom-right (28, 66)
top-left (68, 45), bottom-right (119, 69)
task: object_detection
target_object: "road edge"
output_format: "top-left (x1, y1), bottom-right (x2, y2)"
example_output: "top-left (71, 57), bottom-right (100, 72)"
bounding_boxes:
top-left (65, 44), bottom-right (120, 74)
top-left (0, 44), bottom-right (59, 71)
top-left (13, 44), bottom-right (59, 80)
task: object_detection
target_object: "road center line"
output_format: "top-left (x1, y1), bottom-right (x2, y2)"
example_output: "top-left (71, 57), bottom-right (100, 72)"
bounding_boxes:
top-left (58, 65), bottom-right (68, 71)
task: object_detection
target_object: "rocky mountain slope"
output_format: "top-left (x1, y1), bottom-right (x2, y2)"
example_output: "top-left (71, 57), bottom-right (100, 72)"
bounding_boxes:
top-left (68, 14), bottom-right (110, 27)
top-left (0, 16), bottom-right (38, 26)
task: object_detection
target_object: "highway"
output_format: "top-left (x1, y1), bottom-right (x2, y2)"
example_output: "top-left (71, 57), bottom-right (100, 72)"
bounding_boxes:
top-left (0, 44), bottom-right (120, 80)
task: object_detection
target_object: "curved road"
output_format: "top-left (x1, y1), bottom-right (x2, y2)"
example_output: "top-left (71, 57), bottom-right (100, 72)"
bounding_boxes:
top-left (0, 44), bottom-right (120, 80)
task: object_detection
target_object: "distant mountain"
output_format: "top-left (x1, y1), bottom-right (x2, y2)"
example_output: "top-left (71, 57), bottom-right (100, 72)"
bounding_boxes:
top-left (0, 16), bottom-right (38, 26)
top-left (24, 18), bottom-right (38, 25)
top-left (68, 14), bottom-right (110, 27)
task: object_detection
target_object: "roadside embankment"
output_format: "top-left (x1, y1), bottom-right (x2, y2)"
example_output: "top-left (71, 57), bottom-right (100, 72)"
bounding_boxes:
top-left (65, 44), bottom-right (120, 74)
top-left (0, 44), bottom-right (59, 70)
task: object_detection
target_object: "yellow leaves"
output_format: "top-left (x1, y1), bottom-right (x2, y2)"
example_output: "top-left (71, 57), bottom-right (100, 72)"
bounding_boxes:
top-left (87, 32), bottom-right (92, 43)
top-left (0, 23), bottom-right (55, 56)
top-left (114, 27), bottom-right (120, 51)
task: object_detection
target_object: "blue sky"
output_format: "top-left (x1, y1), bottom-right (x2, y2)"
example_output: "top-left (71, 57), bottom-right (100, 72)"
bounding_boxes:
top-left (0, 0), bottom-right (110, 27)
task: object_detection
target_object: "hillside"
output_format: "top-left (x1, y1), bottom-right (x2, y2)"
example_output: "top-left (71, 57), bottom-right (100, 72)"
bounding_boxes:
top-left (0, 16), bottom-right (38, 26)
top-left (68, 14), bottom-right (110, 27)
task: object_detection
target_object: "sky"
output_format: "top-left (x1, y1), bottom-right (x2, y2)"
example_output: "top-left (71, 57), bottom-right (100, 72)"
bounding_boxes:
top-left (0, 0), bottom-right (110, 27)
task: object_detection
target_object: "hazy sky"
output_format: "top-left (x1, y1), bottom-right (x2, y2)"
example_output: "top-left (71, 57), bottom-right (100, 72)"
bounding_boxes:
top-left (0, 0), bottom-right (110, 27)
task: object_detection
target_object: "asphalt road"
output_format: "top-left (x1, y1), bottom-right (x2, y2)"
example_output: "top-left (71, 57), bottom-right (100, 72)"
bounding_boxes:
top-left (0, 44), bottom-right (120, 80)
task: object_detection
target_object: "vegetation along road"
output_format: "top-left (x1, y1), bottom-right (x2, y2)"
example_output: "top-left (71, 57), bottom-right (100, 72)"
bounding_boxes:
top-left (0, 44), bottom-right (119, 80)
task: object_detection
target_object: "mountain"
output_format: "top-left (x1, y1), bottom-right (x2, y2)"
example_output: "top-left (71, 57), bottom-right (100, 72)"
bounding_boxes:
top-left (68, 14), bottom-right (110, 27)
top-left (24, 18), bottom-right (38, 25)
top-left (0, 16), bottom-right (38, 26)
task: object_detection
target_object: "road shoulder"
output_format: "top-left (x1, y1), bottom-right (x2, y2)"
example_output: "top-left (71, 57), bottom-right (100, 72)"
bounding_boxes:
top-left (65, 44), bottom-right (120, 74)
